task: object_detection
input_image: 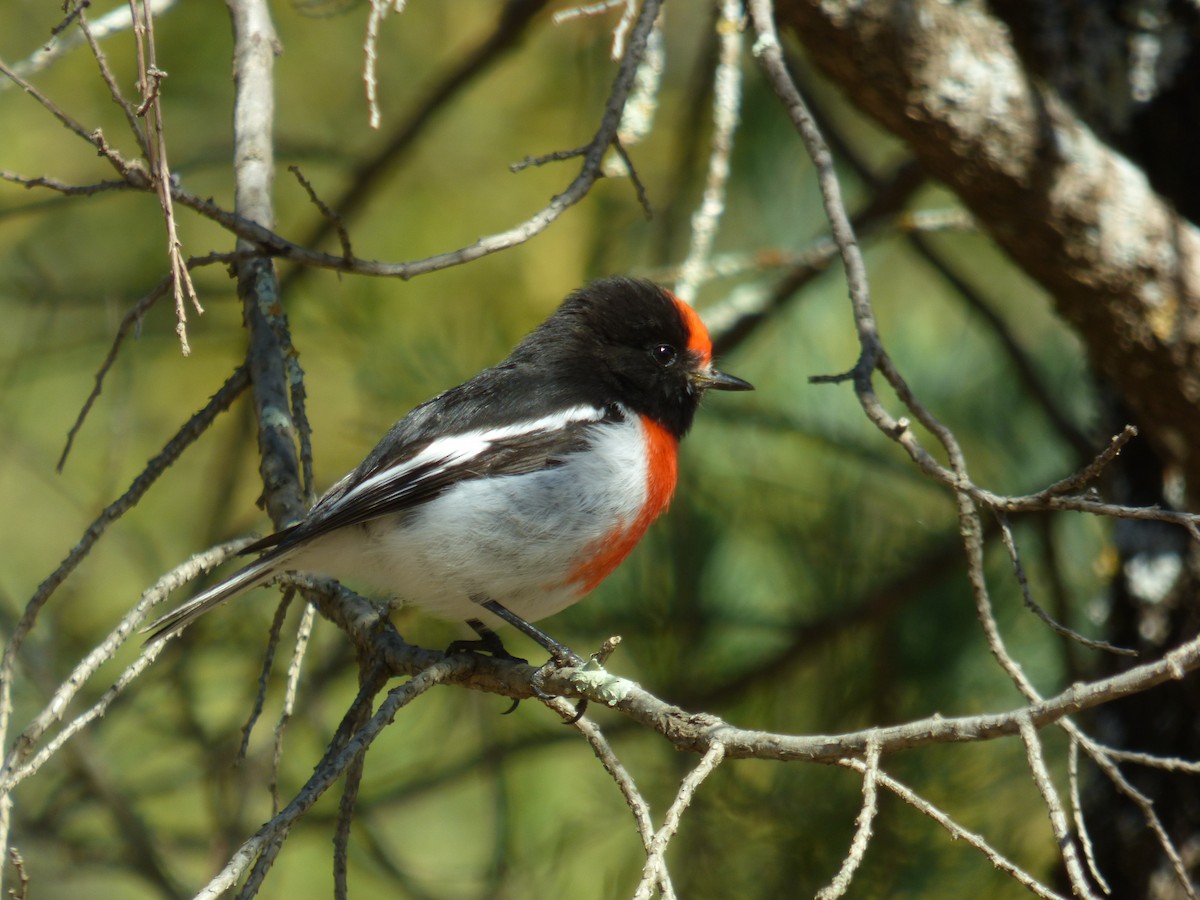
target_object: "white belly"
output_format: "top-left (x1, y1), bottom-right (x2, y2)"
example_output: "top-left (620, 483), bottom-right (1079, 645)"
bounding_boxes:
top-left (287, 413), bottom-right (653, 625)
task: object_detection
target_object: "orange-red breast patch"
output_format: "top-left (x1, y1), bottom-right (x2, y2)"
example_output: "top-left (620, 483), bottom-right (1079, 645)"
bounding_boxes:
top-left (567, 416), bottom-right (679, 594)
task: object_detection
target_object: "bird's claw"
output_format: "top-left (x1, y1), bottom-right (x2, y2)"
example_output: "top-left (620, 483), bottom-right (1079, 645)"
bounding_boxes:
top-left (532, 653), bottom-right (589, 724)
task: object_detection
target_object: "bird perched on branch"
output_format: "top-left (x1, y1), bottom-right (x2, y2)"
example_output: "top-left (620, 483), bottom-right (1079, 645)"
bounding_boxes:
top-left (146, 277), bottom-right (752, 663)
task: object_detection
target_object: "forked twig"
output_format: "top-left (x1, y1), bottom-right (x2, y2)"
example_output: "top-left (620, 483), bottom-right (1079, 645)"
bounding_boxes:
top-left (128, 0), bottom-right (203, 353)
top-left (840, 758), bottom-right (1066, 899)
top-left (817, 735), bottom-right (881, 900)
top-left (632, 741), bottom-right (726, 900)
top-left (1019, 714), bottom-right (1098, 899)
top-left (194, 658), bottom-right (461, 899)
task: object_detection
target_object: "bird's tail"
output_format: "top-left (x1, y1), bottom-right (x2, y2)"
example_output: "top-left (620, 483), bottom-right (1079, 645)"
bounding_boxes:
top-left (142, 552), bottom-right (286, 644)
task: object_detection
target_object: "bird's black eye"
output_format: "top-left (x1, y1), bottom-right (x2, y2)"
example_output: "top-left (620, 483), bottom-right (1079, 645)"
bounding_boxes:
top-left (651, 344), bottom-right (678, 367)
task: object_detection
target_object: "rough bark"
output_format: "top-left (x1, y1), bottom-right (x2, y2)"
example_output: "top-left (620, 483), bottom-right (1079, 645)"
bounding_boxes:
top-left (777, 0), bottom-right (1200, 492)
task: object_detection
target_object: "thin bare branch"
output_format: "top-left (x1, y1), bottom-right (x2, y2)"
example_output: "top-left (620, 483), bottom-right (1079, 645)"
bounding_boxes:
top-left (217, 570), bottom-right (1200, 771)
top-left (57, 251), bottom-right (245, 471)
top-left (632, 741), bottom-right (726, 900)
top-left (572, 716), bottom-right (672, 896)
top-left (817, 735), bottom-right (881, 900)
top-left (6, 847), bottom-right (29, 900)
top-left (1077, 735), bottom-right (1199, 900)
top-left (609, 0), bottom-right (638, 59)
top-left (271, 602), bottom-right (316, 813)
top-left (553, 0), bottom-right (625, 27)
top-left (128, 0), bottom-right (203, 353)
top-left (344, 0), bottom-right (665, 272)
top-left (194, 659), bottom-right (460, 899)
top-left (299, 0), bottom-right (552, 255)
top-left (748, 0), bottom-right (877, 383)
top-left (77, 2), bottom-right (152, 159)
top-left (0, 539), bottom-right (252, 795)
top-left (2, 0), bottom-right (656, 290)
top-left (228, 0), bottom-right (307, 537)
top-left (1019, 714), bottom-right (1098, 899)
top-left (706, 162), bottom-right (926, 357)
top-left (333, 663), bottom-right (390, 900)
top-left (675, 0), bottom-right (743, 305)
top-left (5, 0), bottom-right (178, 89)
top-left (842, 758), bottom-right (1067, 900)
top-left (0, 366), bottom-right (251, 779)
top-left (1100, 747), bottom-right (1200, 774)
top-left (1040, 426), bottom-right (1139, 496)
top-left (995, 512), bottom-right (1136, 657)
top-left (510, 144), bottom-right (591, 172)
top-left (0, 57), bottom-right (139, 177)
top-left (1070, 738), bottom-right (1112, 895)
top-left (363, 0), bottom-right (408, 129)
top-left (613, 9), bottom-right (663, 147)
top-left (239, 590), bottom-right (298, 761)
top-left (288, 165), bottom-right (353, 260)
top-left (609, 136), bottom-right (653, 218)
top-left (0, 171), bottom-right (133, 195)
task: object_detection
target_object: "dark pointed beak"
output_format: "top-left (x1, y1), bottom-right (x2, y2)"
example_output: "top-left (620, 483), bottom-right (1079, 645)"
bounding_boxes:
top-left (692, 367), bottom-right (754, 392)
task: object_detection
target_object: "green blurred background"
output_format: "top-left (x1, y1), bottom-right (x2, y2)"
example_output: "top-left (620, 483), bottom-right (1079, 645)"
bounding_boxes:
top-left (0, 1), bottom-right (1104, 897)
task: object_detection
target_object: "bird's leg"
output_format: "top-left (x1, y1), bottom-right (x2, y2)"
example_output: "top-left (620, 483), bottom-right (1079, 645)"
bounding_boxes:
top-left (477, 599), bottom-right (589, 723)
top-left (446, 618), bottom-right (526, 715)
top-left (446, 618), bottom-right (527, 664)
top-left (477, 599), bottom-right (584, 667)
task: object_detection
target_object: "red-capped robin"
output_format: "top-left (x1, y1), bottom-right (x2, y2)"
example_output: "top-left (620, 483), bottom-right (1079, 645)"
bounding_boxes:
top-left (145, 277), bottom-right (752, 663)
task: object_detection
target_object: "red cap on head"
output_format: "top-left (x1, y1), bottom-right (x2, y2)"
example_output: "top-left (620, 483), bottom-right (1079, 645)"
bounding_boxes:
top-left (664, 291), bottom-right (713, 364)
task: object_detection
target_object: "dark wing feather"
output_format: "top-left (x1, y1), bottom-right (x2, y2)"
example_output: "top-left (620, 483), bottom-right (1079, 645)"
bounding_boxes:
top-left (244, 409), bottom-right (610, 555)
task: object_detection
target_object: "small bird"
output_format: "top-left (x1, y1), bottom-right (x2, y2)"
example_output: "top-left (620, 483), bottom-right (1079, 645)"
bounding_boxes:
top-left (145, 277), bottom-right (752, 660)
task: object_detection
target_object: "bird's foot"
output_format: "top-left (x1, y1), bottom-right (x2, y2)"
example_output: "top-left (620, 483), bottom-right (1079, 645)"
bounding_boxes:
top-left (447, 619), bottom-right (529, 715)
top-left (531, 652), bottom-right (589, 724)
top-left (444, 628), bottom-right (528, 665)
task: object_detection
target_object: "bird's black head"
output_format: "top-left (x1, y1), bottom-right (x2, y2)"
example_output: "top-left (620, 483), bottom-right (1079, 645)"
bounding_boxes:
top-left (515, 277), bottom-right (753, 438)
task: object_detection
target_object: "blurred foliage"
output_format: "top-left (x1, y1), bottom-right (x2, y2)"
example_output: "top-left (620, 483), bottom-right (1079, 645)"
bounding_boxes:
top-left (0, 1), bottom-right (1105, 898)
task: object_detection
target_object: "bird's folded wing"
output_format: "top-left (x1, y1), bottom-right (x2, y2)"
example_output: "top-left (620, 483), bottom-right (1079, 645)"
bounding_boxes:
top-left (244, 404), bottom-right (612, 554)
